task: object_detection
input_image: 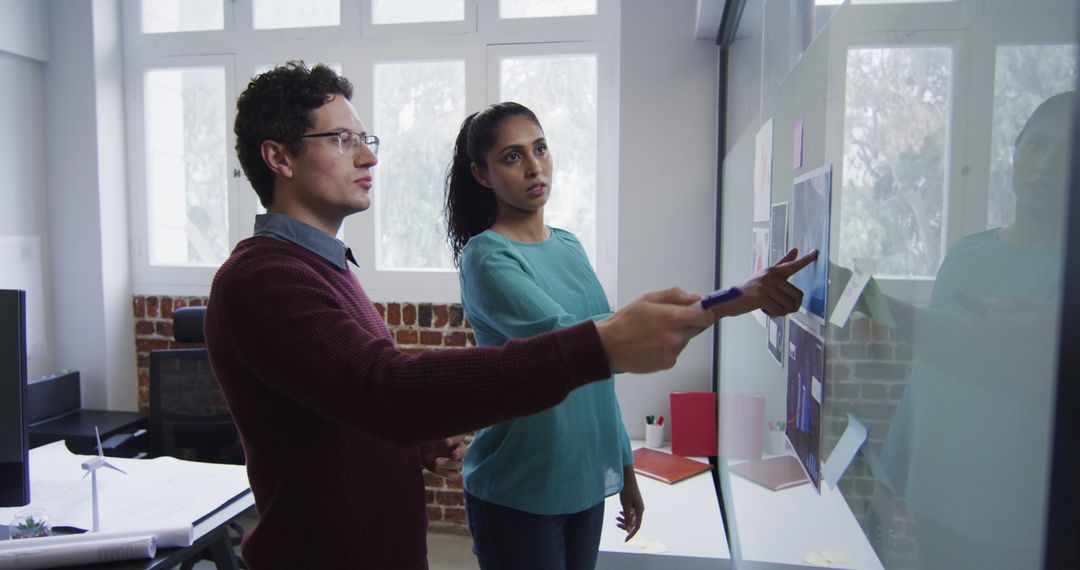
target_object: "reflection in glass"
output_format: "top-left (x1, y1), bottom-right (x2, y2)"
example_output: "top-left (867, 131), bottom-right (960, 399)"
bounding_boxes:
top-left (253, 0), bottom-right (339, 29)
top-left (142, 0), bottom-right (223, 34)
top-left (762, 0), bottom-right (817, 101)
top-left (371, 0), bottom-right (463, 24)
top-left (500, 55), bottom-right (599, 266)
top-left (840, 46), bottom-right (951, 278)
top-left (988, 44), bottom-right (1078, 229)
top-left (876, 90), bottom-right (1075, 570)
top-left (144, 68), bottom-right (229, 266)
top-left (499, 0), bottom-right (597, 19)
top-left (722, 1), bottom-right (1078, 568)
top-left (374, 61), bottom-right (464, 270)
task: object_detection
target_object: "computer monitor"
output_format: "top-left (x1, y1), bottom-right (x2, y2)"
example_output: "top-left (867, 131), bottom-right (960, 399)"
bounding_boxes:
top-left (0, 289), bottom-right (30, 506)
top-left (785, 317), bottom-right (826, 491)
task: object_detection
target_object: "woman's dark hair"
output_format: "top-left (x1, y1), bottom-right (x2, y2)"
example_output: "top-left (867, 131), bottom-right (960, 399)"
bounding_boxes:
top-left (444, 102), bottom-right (542, 266)
top-left (1015, 91), bottom-right (1076, 149)
top-left (234, 61), bottom-right (353, 208)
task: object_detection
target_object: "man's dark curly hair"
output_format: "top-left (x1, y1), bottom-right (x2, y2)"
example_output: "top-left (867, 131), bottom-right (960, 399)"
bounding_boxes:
top-left (234, 61), bottom-right (353, 207)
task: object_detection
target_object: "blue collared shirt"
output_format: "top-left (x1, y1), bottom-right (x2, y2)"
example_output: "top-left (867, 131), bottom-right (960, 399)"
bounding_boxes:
top-left (253, 213), bottom-right (358, 270)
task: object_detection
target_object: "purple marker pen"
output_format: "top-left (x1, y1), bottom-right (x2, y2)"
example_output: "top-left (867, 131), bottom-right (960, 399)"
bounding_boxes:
top-left (701, 286), bottom-right (742, 309)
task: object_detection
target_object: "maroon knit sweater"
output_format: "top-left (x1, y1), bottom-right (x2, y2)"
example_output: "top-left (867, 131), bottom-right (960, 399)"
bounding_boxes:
top-left (204, 237), bottom-right (611, 569)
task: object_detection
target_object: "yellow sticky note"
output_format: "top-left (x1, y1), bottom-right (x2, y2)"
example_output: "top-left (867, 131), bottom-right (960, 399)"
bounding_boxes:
top-left (822, 549), bottom-right (852, 563)
top-left (625, 534), bottom-right (648, 548)
top-left (643, 540), bottom-right (669, 554)
top-left (804, 551), bottom-right (829, 566)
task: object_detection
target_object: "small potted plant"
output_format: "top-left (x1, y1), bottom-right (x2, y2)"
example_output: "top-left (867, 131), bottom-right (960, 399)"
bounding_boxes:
top-left (10, 509), bottom-right (50, 539)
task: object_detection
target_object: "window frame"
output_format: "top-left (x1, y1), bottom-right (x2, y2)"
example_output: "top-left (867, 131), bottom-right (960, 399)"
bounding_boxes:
top-left (124, 53), bottom-right (241, 295)
top-left (824, 9), bottom-right (970, 305)
top-left (123, 0), bottom-right (620, 302)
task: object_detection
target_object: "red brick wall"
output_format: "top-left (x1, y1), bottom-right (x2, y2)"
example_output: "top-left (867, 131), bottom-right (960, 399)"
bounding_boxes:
top-left (373, 301), bottom-right (475, 530)
top-left (133, 295), bottom-right (475, 531)
top-left (132, 295), bottom-right (209, 406)
top-left (823, 314), bottom-right (917, 568)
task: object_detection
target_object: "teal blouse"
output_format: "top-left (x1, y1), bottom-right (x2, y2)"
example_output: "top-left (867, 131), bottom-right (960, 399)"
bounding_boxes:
top-left (459, 228), bottom-right (633, 515)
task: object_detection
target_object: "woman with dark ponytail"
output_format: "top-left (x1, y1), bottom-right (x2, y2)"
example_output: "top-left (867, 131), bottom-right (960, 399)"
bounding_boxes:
top-left (444, 102), bottom-right (643, 569)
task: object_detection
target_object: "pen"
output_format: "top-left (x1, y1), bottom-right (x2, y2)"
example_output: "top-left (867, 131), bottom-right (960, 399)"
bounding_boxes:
top-left (701, 286), bottom-right (743, 309)
top-left (657, 416), bottom-right (664, 426)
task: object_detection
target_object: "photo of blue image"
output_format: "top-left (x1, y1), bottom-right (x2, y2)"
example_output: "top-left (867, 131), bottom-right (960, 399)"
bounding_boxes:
top-left (785, 318), bottom-right (825, 491)
top-left (791, 165), bottom-right (832, 323)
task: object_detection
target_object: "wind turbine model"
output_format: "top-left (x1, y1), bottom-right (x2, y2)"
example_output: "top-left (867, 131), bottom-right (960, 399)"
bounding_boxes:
top-left (80, 426), bottom-right (126, 532)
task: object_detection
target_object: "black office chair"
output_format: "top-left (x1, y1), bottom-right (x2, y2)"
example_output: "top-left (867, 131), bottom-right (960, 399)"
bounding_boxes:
top-left (149, 306), bottom-right (248, 569)
top-left (149, 306), bottom-right (244, 464)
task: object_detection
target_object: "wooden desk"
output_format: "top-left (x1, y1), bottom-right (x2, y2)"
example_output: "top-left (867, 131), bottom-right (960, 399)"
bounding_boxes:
top-left (598, 443), bottom-right (731, 569)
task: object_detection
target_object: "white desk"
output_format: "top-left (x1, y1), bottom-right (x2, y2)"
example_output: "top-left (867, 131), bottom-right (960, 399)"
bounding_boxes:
top-left (598, 443), bottom-right (731, 569)
top-left (724, 455), bottom-right (883, 569)
top-left (0, 441), bottom-right (254, 569)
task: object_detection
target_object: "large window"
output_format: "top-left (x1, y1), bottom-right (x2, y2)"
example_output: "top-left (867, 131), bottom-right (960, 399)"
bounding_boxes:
top-left (143, 66), bottom-right (230, 267)
top-left (373, 60), bottom-right (465, 271)
top-left (252, 0), bottom-right (340, 29)
top-left (499, 0), bottom-right (597, 19)
top-left (500, 52), bottom-right (599, 264)
top-left (988, 44), bottom-right (1078, 229)
top-left (840, 46), bottom-right (952, 278)
top-left (371, 0), bottom-right (464, 25)
top-left (142, 0), bottom-right (223, 33)
top-left (123, 0), bottom-right (619, 300)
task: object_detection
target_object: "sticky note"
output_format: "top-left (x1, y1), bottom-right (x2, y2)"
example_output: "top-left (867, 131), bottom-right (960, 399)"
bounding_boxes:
top-left (793, 119), bottom-right (804, 169)
top-left (822, 549), bottom-right (852, 563)
top-left (822, 413), bottom-right (868, 489)
top-left (830, 258), bottom-right (874, 327)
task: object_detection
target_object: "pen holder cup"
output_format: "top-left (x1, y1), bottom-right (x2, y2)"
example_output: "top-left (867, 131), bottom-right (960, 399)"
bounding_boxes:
top-left (645, 423), bottom-right (665, 448)
top-left (766, 429), bottom-right (788, 455)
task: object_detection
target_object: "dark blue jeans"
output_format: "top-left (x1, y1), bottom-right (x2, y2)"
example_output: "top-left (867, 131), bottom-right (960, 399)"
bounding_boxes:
top-left (464, 491), bottom-right (605, 570)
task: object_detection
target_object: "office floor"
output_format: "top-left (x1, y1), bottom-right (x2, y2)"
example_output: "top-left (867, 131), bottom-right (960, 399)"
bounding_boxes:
top-left (427, 530), bottom-right (481, 570)
top-left (193, 509), bottom-right (480, 569)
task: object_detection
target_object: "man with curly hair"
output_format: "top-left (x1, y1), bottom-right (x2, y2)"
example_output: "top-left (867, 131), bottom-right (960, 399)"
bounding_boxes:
top-left (205, 61), bottom-right (810, 568)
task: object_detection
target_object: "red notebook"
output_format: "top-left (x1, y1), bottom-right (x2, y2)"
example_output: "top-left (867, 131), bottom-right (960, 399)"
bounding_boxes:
top-left (670, 391), bottom-right (718, 456)
top-left (632, 447), bottom-right (712, 484)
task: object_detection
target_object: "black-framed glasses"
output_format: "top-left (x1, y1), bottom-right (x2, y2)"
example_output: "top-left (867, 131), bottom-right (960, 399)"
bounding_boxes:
top-left (299, 130), bottom-right (380, 157)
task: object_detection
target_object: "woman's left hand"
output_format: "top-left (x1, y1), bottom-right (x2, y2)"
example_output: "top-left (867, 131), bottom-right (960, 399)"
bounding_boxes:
top-left (419, 435), bottom-right (468, 480)
top-left (617, 466), bottom-right (645, 541)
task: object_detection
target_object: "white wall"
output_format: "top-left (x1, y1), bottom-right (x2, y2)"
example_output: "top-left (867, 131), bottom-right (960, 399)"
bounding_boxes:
top-left (0, 0), bottom-right (49, 62)
top-left (44, 0), bottom-right (136, 410)
top-left (91, 0), bottom-right (136, 412)
top-left (616, 0), bottom-right (719, 439)
top-left (0, 50), bottom-right (54, 380)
